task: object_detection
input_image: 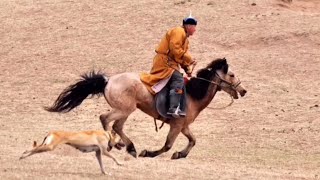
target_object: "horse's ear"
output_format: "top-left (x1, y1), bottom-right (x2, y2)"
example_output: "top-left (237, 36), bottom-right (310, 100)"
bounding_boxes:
top-left (222, 57), bottom-right (227, 64)
top-left (218, 58), bottom-right (228, 73)
top-left (223, 64), bottom-right (229, 74)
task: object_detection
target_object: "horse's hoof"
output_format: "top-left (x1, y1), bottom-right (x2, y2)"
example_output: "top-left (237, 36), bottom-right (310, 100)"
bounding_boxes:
top-left (128, 150), bottom-right (137, 158)
top-left (126, 143), bottom-right (137, 158)
top-left (114, 143), bottom-right (123, 150)
top-left (171, 152), bottom-right (183, 159)
top-left (139, 150), bottom-right (147, 157)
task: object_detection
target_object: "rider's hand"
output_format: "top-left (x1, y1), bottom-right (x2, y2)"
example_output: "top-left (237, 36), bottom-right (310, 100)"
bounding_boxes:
top-left (191, 60), bottom-right (197, 65)
top-left (185, 60), bottom-right (197, 75)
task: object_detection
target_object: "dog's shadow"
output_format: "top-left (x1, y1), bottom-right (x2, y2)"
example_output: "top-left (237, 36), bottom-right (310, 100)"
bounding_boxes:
top-left (50, 171), bottom-right (114, 177)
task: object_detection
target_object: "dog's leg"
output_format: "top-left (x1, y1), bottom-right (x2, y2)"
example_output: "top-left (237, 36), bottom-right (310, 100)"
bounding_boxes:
top-left (20, 134), bottom-right (60, 160)
top-left (20, 144), bottom-right (55, 160)
top-left (102, 149), bottom-right (122, 166)
top-left (20, 150), bottom-right (34, 159)
top-left (95, 149), bottom-right (106, 175)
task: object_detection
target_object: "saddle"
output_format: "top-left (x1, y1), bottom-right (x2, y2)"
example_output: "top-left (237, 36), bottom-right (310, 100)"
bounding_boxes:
top-left (155, 83), bottom-right (187, 119)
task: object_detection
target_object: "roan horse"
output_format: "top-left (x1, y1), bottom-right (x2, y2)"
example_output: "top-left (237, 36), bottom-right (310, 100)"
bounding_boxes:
top-left (46, 58), bottom-right (247, 159)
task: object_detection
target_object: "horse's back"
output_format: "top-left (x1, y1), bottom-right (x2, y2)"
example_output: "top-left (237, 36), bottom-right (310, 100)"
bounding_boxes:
top-left (105, 72), bottom-right (154, 112)
top-left (108, 72), bottom-right (141, 87)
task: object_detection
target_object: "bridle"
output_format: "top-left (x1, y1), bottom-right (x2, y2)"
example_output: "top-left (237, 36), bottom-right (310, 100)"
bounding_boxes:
top-left (194, 72), bottom-right (241, 110)
top-left (195, 73), bottom-right (241, 91)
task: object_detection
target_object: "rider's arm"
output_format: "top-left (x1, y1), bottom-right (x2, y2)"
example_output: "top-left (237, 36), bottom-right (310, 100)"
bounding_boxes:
top-left (169, 28), bottom-right (194, 66)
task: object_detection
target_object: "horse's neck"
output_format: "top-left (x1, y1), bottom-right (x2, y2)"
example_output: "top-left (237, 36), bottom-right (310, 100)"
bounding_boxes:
top-left (188, 78), bottom-right (219, 114)
top-left (197, 84), bottom-right (219, 111)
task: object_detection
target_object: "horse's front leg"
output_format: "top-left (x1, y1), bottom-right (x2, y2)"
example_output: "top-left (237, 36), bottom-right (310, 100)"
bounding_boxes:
top-left (171, 126), bottom-right (196, 159)
top-left (139, 123), bottom-right (182, 158)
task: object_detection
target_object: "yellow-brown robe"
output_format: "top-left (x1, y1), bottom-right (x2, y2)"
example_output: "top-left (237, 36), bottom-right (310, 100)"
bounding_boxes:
top-left (140, 26), bottom-right (194, 94)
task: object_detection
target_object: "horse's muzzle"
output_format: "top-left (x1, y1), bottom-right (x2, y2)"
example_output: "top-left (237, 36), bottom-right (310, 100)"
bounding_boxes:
top-left (239, 89), bottom-right (247, 97)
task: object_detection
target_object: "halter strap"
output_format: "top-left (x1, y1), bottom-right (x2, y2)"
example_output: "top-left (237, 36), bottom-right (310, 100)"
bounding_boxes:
top-left (194, 73), bottom-right (241, 90)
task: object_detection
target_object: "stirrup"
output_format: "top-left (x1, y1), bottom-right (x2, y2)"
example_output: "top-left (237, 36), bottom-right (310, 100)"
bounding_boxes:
top-left (167, 108), bottom-right (180, 118)
top-left (178, 110), bottom-right (186, 117)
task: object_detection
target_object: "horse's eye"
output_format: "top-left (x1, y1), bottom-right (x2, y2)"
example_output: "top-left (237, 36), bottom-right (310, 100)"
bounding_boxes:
top-left (230, 74), bottom-right (234, 77)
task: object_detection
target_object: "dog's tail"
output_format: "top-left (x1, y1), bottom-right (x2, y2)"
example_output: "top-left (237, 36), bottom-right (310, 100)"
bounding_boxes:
top-left (33, 133), bottom-right (52, 147)
top-left (45, 71), bottom-right (108, 112)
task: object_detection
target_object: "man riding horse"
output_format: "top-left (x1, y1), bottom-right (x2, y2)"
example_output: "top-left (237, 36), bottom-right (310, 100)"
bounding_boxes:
top-left (45, 14), bottom-right (247, 159)
top-left (140, 15), bottom-right (197, 118)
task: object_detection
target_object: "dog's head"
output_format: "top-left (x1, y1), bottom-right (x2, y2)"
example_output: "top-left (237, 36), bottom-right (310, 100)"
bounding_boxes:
top-left (107, 130), bottom-right (125, 151)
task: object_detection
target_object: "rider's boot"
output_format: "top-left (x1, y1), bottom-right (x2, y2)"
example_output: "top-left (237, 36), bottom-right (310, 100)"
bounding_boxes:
top-left (167, 90), bottom-right (182, 118)
top-left (177, 88), bottom-right (186, 117)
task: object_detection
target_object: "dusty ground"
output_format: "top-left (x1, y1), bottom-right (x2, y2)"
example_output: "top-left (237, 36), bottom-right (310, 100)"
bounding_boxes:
top-left (0, 0), bottom-right (319, 179)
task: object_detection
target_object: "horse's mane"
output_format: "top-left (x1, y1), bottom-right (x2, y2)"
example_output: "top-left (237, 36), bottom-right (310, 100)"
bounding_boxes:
top-left (186, 58), bottom-right (229, 100)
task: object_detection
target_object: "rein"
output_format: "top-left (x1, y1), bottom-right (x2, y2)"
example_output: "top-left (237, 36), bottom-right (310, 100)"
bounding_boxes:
top-left (206, 95), bottom-right (234, 110)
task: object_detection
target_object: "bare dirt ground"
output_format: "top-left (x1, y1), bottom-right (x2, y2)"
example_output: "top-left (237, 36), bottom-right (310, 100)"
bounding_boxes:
top-left (0, 0), bottom-right (319, 179)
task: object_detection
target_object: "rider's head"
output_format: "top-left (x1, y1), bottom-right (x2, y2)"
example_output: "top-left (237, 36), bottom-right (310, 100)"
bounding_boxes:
top-left (183, 16), bottom-right (197, 36)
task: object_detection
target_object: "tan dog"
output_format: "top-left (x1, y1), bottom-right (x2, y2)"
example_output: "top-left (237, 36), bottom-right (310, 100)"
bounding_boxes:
top-left (20, 130), bottom-right (123, 174)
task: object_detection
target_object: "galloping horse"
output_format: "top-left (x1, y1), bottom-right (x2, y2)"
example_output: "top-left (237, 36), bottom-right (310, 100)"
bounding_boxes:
top-left (46, 58), bottom-right (247, 159)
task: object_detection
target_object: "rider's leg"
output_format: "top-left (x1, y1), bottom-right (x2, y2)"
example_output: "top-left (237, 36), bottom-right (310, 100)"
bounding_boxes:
top-left (167, 70), bottom-right (185, 118)
top-left (178, 86), bottom-right (187, 117)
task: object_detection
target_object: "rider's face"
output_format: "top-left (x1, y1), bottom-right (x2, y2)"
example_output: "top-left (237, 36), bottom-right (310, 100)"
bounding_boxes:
top-left (186, 25), bottom-right (196, 36)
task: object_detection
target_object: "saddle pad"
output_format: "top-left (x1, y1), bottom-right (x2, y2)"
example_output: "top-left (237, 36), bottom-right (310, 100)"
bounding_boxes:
top-left (155, 86), bottom-right (172, 119)
top-left (155, 85), bottom-right (187, 119)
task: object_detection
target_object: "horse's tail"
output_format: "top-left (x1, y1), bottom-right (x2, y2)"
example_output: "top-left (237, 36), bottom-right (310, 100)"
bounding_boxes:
top-left (45, 71), bottom-right (108, 113)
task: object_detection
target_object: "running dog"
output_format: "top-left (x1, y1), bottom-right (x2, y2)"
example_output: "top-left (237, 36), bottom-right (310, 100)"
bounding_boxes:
top-left (19, 130), bottom-right (124, 174)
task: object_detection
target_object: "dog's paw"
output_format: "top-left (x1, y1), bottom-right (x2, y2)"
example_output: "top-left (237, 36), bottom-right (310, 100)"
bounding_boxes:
top-left (102, 171), bottom-right (112, 176)
top-left (117, 162), bottom-right (124, 166)
top-left (22, 150), bottom-right (29, 154)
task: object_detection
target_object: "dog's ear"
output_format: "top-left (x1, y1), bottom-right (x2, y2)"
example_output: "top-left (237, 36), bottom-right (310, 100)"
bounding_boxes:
top-left (33, 141), bottom-right (37, 147)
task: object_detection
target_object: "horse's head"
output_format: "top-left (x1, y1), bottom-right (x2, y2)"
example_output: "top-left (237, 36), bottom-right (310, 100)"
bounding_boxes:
top-left (186, 58), bottom-right (247, 100)
top-left (209, 58), bottom-right (247, 99)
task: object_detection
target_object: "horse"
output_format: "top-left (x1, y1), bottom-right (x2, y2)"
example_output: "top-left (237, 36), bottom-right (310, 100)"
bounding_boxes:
top-left (45, 58), bottom-right (247, 159)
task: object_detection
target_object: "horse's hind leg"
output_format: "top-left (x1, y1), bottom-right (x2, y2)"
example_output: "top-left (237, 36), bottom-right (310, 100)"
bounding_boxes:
top-left (99, 110), bottom-right (137, 157)
top-left (112, 118), bottom-right (137, 158)
top-left (171, 126), bottom-right (196, 159)
top-left (139, 124), bottom-right (182, 158)
top-left (100, 110), bottom-right (124, 131)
